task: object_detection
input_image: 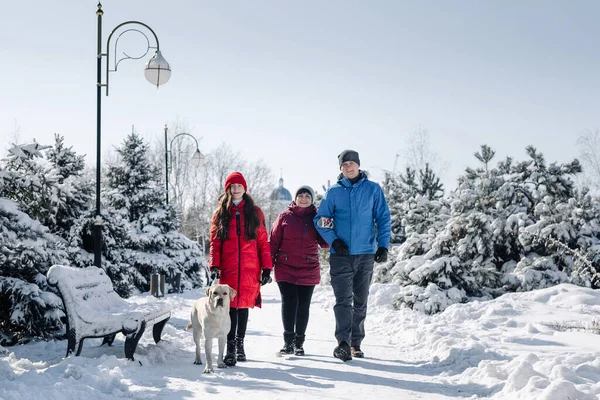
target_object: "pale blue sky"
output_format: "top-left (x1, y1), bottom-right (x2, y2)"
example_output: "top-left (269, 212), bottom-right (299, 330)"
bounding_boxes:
top-left (2, 1), bottom-right (598, 194)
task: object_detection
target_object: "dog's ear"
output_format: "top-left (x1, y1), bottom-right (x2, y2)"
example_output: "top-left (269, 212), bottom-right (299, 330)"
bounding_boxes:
top-left (205, 287), bottom-right (211, 297)
top-left (229, 287), bottom-right (237, 300)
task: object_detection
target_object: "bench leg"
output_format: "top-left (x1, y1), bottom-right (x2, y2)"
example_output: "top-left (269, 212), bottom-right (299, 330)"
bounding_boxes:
top-left (66, 327), bottom-right (83, 357)
top-left (102, 333), bottom-right (117, 347)
top-left (75, 339), bottom-right (85, 356)
top-left (124, 321), bottom-right (146, 361)
top-left (152, 317), bottom-right (170, 343)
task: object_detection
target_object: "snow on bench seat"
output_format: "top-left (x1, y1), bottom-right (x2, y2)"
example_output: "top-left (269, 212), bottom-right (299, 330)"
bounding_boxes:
top-left (47, 264), bottom-right (171, 360)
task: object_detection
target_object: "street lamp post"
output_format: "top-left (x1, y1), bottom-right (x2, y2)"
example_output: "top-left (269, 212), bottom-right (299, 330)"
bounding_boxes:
top-left (95, 2), bottom-right (171, 268)
top-left (164, 125), bottom-right (204, 205)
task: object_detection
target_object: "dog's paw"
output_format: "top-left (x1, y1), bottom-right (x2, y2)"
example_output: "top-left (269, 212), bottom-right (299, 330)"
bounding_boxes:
top-left (217, 362), bottom-right (227, 369)
top-left (194, 360), bottom-right (203, 365)
top-left (203, 367), bottom-right (214, 374)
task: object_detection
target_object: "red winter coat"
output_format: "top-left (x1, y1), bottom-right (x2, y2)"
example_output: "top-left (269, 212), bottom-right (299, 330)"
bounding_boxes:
top-left (269, 203), bottom-right (329, 286)
top-left (209, 201), bottom-right (272, 308)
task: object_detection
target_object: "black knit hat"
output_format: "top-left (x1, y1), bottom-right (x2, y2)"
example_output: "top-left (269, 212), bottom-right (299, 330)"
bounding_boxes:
top-left (338, 150), bottom-right (360, 169)
top-left (295, 185), bottom-right (315, 204)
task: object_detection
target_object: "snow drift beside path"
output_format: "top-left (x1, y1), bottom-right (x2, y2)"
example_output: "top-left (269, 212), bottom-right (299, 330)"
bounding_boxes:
top-left (350, 283), bottom-right (600, 399)
top-left (1, 282), bottom-right (600, 399)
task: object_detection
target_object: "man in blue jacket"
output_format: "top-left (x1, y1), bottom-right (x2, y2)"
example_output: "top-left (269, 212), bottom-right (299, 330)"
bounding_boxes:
top-left (314, 150), bottom-right (391, 362)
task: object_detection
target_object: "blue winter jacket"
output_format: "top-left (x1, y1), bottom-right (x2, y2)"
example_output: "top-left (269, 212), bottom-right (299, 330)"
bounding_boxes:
top-left (314, 171), bottom-right (391, 255)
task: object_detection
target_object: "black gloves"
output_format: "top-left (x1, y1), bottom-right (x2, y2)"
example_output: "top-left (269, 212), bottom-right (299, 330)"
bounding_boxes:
top-left (210, 267), bottom-right (220, 282)
top-left (374, 247), bottom-right (388, 263)
top-left (332, 239), bottom-right (350, 256)
top-left (331, 240), bottom-right (386, 261)
top-left (260, 269), bottom-right (272, 286)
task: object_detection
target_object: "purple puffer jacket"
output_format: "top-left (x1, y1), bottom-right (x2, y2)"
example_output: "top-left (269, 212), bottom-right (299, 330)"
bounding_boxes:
top-left (269, 203), bottom-right (329, 286)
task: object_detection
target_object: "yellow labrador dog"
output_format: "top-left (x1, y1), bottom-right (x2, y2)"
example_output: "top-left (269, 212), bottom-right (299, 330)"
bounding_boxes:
top-left (186, 284), bottom-right (236, 373)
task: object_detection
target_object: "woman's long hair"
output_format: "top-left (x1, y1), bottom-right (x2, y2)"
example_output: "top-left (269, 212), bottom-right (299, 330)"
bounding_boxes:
top-left (214, 191), bottom-right (260, 241)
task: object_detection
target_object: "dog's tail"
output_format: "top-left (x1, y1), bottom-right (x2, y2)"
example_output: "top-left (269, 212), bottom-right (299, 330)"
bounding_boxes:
top-left (185, 322), bottom-right (192, 331)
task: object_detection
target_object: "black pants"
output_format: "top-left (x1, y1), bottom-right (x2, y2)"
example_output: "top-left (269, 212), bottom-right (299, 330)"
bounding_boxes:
top-left (277, 281), bottom-right (315, 342)
top-left (227, 308), bottom-right (249, 341)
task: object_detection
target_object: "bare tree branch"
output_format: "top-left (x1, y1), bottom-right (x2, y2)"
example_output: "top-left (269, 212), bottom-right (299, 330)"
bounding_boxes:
top-left (577, 129), bottom-right (600, 191)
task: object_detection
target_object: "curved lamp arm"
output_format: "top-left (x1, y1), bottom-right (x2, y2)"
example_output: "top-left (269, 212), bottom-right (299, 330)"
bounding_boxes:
top-left (97, 4), bottom-right (170, 96)
top-left (103, 21), bottom-right (159, 95)
top-left (164, 128), bottom-right (204, 205)
top-left (170, 133), bottom-right (199, 149)
top-left (169, 133), bottom-right (205, 167)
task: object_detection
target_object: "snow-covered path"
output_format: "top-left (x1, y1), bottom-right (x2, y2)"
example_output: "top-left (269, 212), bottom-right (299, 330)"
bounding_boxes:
top-left (0, 283), bottom-right (477, 400)
top-left (154, 283), bottom-right (473, 400)
top-left (5, 282), bottom-right (600, 399)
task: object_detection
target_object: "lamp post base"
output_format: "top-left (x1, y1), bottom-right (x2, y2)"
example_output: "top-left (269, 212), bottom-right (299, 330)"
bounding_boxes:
top-left (93, 220), bottom-right (103, 268)
top-left (150, 274), bottom-right (166, 297)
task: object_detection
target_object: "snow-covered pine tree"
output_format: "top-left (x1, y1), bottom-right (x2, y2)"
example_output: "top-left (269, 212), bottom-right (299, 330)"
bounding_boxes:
top-left (0, 168), bottom-right (67, 345)
top-left (136, 203), bottom-right (207, 291)
top-left (0, 275), bottom-right (64, 346)
top-left (382, 170), bottom-right (410, 244)
top-left (1, 142), bottom-right (58, 226)
top-left (309, 185), bottom-right (332, 285)
top-left (375, 165), bottom-right (448, 284)
top-left (105, 132), bottom-right (164, 223)
top-left (382, 164), bottom-right (445, 246)
top-left (45, 134), bottom-right (93, 240)
top-left (391, 145), bottom-right (514, 313)
top-left (1, 137), bottom-right (92, 240)
top-left (67, 209), bottom-right (138, 297)
top-left (565, 190), bottom-right (600, 288)
top-left (504, 147), bottom-right (587, 291)
top-left (105, 132), bottom-right (207, 293)
top-left (418, 163), bottom-right (444, 201)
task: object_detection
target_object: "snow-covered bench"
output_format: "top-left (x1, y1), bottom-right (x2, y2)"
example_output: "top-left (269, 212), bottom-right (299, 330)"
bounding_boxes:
top-left (47, 265), bottom-right (171, 360)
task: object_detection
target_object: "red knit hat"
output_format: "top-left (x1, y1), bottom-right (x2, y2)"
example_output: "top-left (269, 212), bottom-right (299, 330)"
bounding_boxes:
top-left (224, 171), bottom-right (247, 192)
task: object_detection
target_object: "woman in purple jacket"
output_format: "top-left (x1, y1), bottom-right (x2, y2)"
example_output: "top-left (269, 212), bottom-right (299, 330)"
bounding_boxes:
top-left (270, 185), bottom-right (329, 355)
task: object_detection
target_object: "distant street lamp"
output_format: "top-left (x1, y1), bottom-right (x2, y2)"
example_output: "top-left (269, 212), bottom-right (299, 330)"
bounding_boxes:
top-left (164, 125), bottom-right (204, 205)
top-left (95, 2), bottom-right (171, 268)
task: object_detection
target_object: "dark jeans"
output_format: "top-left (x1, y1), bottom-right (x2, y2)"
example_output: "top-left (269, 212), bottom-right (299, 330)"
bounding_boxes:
top-left (329, 254), bottom-right (374, 347)
top-left (227, 308), bottom-right (249, 341)
top-left (277, 281), bottom-right (315, 342)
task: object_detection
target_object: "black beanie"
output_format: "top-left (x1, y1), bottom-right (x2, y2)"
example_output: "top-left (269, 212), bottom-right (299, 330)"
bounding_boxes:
top-left (338, 150), bottom-right (360, 168)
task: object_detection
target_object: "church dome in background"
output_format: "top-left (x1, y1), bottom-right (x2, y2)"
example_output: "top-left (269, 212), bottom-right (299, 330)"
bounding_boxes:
top-left (267, 176), bottom-right (292, 232)
top-left (270, 178), bottom-right (292, 201)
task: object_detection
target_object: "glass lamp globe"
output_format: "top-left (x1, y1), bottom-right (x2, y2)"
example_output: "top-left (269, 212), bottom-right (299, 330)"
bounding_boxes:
top-left (144, 51), bottom-right (171, 87)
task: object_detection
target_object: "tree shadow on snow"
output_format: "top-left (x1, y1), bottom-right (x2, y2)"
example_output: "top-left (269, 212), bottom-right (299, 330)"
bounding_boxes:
top-left (228, 359), bottom-right (493, 397)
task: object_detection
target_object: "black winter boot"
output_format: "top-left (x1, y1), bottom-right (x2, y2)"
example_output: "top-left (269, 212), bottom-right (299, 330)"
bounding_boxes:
top-left (224, 340), bottom-right (237, 366)
top-left (294, 334), bottom-right (305, 356)
top-left (279, 340), bottom-right (294, 355)
top-left (333, 341), bottom-right (352, 362)
top-left (279, 342), bottom-right (294, 355)
top-left (279, 332), bottom-right (294, 355)
top-left (235, 337), bottom-right (246, 361)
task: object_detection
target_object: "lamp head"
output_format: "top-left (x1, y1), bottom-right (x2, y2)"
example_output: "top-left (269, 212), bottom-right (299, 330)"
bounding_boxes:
top-left (190, 149), bottom-right (205, 167)
top-left (144, 50), bottom-right (171, 87)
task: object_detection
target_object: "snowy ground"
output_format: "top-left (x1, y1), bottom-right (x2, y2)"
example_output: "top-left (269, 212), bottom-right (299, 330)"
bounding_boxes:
top-left (1, 282), bottom-right (600, 399)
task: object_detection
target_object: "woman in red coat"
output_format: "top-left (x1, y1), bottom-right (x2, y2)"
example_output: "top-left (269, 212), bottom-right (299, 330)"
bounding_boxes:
top-left (209, 172), bottom-right (272, 366)
top-left (269, 185), bottom-right (329, 356)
